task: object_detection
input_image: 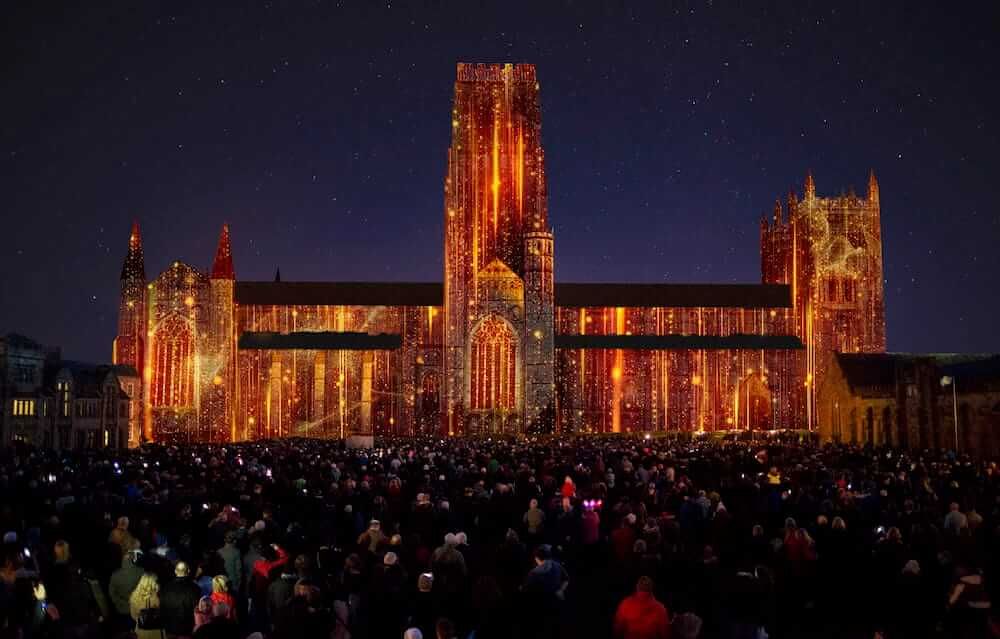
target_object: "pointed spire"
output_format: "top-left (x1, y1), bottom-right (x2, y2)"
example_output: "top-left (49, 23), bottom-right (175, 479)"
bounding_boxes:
top-left (274, 267), bottom-right (282, 282)
top-left (867, 169), bottom-right (879, 206)
top-left (804, 170), bottom-right (816, 200)
top-left (773, 199), bottom-right (783, 224)
top-left (210, 223), bottom-right (235, 280)
top-left (121, 220), bottom-right (146, 281)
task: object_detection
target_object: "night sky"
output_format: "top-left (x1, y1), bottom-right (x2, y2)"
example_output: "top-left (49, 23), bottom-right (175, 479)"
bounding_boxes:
top-left (3, 2), bottom-right (998, 362)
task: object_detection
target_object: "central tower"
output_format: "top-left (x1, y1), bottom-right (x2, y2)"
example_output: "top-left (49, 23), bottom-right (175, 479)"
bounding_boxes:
top-left (443, 63), bottom-right (554, 436)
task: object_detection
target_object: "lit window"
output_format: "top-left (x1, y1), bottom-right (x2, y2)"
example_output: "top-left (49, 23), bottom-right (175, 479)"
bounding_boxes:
top-left (12, 399), bottom-right (36, 416)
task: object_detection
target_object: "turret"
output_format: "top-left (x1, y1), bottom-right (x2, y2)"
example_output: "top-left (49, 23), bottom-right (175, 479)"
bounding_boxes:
top-left (210, 223), bottom-right (235, 280)
top-left (113, 220), bottom-right (148, 445)
top-left (120, 220), bottom-right (145, 283)
top-left (523, 230), bottom-right (555, 433)
top-left (867, 169), bottom-right (879, 207)
top-left (205, 223), bottom-right (236, 442)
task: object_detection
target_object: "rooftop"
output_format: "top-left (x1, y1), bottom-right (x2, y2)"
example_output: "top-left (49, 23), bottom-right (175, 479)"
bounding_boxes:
top-left (235, 281), bottom-right (792, 309)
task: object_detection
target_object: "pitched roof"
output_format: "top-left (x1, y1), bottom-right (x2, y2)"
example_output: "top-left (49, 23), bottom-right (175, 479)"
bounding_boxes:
top-left (235, 281), bottom-right (792, 309)
top-left (111, 364), bottom-right (140, 379)
top-left (555, 334), bottom-right (803, 350)
top-left (835, 353), bottom-right (899, 391)
top-left (52, 361), bottom-right (121, 398)
top-left (238, 331), bottom-right (403, 350)
top-left (835, 352), bottom-right (1000, 393)
top-left (1, 333), bottom-right (45, 350)
top-left (236, 282), bottom-right (442, 307)
top-left (554, 283), bottom-right (792, 308)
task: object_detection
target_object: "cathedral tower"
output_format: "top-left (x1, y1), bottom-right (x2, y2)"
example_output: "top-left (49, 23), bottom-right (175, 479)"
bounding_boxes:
top-left (443, 63), bottom-right (553, 435)
top-left (761, 171), bottom-right (886, 428)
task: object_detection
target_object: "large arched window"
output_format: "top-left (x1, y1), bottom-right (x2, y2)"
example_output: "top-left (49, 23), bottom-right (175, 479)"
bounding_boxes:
top-left (469, 316), bottom-right (517, 411)
top-left (150, 315), bottom-right (195, 408)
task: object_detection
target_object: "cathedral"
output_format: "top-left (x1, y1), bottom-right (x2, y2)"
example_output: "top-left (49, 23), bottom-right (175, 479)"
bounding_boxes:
top-left (112, 63), bottom-right (885, 444)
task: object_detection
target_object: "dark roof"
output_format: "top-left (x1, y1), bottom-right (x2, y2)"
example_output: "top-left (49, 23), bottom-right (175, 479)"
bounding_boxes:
top-left (835, 352), bottom-right (1000, 391)
top-left (1, 333), bottom-right (45, 350)
top-left (53, 361), bottom-right (119, 398)
top-left (236, 281), bottom-right (792, 309)
top-left (111, 364), bottom-right (140, 378)
top-left (238, 332), bottom-right (403, 350)
top-left (555, 334), bottom-right (803, 351)
top-left (236, 282), bottom-right (442, 307)
top-left (554, 283), bottom-right (791, 308)
top-left (937, 354), bottom-right (1000, 379)
top-left (835, 353), bottom-right (899, 390)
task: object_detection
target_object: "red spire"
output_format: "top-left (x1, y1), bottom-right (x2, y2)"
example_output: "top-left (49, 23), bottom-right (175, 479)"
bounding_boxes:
top-left (211, 223), bottom-right (235, 280)
top-left (121, 220), bottom-right (145, 281)
top-left (804, 170), bottom-right (816, 200)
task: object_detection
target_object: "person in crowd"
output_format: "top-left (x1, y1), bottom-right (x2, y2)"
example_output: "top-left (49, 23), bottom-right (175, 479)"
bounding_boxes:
top-left (523, 498), bottom-right (545, 540)
top-left (216, 530), bottom-right (242, 595)
top-left (6, 433), bottom-right (1000, 638)
top-left (614, 576), bottom-right (670, 639)
top-left (128, 572), bottom-right (161, 639)
top-left (193, 600), bottom-right (240, 639)
top-left (210, 574), bottom-right (237, 622)
top-left (109, 548), bottom-right (143, 625)
top-left (160, 561), bottom-right (202, 638)
top-left (357, 519), bottom-right (387, 555)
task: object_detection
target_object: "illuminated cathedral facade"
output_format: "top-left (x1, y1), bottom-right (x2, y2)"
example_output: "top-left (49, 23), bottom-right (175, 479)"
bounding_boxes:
top-left (112, 63), bottom-right (884, 443)
top-left (761, 172), bottom-right (887, 429)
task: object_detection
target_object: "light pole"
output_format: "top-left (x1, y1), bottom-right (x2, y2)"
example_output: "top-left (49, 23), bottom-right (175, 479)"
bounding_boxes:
top-left (940, 375), bottom-right (958, 452)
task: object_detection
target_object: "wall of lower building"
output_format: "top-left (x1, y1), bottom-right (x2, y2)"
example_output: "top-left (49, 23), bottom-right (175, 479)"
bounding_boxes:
top-left (818, 354), bottom-right (1000, 455)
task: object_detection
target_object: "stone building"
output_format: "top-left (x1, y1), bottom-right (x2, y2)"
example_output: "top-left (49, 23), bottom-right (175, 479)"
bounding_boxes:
top-left (761, 172), bottom-right (887, 429)
top-left (115, 63), bottom-right (807, 443)
top-left (818, 352), bottom-right (1000, 455)
top-left (0, 333), bottom-right (130, 449)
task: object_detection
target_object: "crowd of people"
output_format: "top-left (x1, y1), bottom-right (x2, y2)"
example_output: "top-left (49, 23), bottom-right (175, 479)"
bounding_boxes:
top-left (0, 434), bottom-right (998, 638)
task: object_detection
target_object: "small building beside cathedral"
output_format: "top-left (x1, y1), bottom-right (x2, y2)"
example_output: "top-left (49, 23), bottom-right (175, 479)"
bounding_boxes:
top-left (0, 333), bottom-right (130, 449)
top-left (818, 352), bottom-right (1000, 454)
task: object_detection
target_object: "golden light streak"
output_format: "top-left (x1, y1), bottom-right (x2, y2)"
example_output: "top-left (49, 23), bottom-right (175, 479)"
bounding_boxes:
top-left (492, 116), bottom-right (500, 235)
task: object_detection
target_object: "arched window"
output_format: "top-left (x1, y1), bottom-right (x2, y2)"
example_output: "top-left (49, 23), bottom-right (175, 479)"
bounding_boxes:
top-left (150, 315), bottom-right (195, 408)
top-left (469, 316), bottom-right (517, 411)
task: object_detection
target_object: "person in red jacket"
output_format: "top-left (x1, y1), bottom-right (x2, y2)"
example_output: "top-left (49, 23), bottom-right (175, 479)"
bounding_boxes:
top-left (614, 576), bottom-right (670, 639)
top-left (252, 543), bottom-right (289, 601)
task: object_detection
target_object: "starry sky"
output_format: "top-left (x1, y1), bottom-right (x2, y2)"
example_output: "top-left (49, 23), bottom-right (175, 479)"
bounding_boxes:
top-left (2, 1), bottom-right (998, 362)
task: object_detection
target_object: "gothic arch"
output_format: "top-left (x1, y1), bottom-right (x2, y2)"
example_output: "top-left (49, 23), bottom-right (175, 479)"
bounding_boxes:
top-left (150, 314), bottom-right (195, 408)
top-left (466, 314), bottom-right (521, 414)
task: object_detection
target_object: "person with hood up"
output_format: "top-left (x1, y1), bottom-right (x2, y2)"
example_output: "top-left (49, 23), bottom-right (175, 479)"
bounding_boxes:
top-left (613, 576), bottom-right (670, 639)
